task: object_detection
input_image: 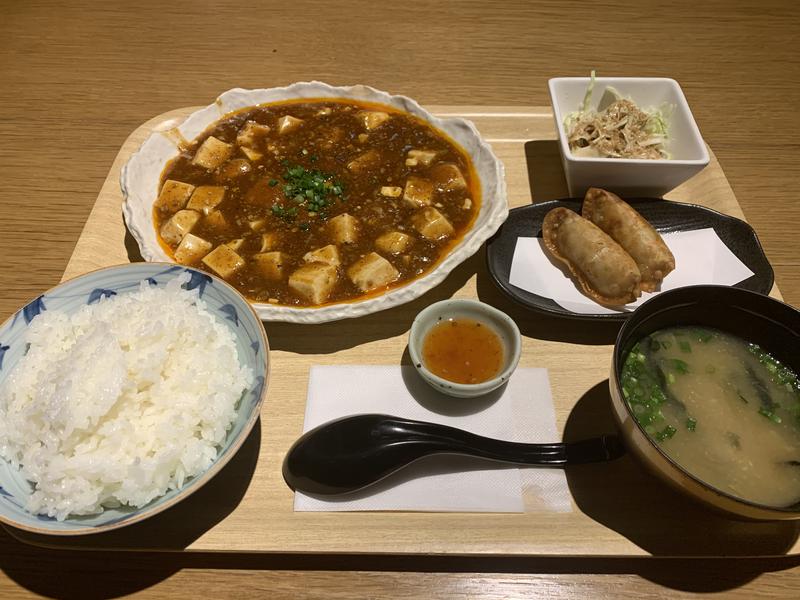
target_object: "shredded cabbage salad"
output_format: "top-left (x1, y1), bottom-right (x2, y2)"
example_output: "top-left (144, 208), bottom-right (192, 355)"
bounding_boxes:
top-left (564, 72), bottom-right (672, 159)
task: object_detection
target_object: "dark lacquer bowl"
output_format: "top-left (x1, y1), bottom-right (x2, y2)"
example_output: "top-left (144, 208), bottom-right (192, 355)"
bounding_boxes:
top-left (609, 285), bottom-right (800, 520)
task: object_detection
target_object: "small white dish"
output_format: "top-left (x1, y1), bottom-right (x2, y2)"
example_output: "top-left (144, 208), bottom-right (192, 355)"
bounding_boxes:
top-left (121, 82), bottom-right (508, 323)
top-left (548, 77), bottom-right (709, 197)
top-left (408, 299), bottom-right (521, 398)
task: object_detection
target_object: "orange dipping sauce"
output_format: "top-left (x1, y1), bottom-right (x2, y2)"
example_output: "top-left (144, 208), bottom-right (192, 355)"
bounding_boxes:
top-left (421, 318), bottom-right (505, 384)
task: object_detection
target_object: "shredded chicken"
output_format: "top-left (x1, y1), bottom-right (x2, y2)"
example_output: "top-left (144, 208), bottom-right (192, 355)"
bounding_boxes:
top-left (566, 98), bottom-right (667, 160)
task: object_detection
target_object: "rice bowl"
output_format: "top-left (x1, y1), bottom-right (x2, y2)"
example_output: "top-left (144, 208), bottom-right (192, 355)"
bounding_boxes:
top-left (0, 263), bottom-right (269, 535)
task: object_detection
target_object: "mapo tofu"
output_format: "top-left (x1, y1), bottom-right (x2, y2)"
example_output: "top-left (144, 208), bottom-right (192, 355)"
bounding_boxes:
top-left (154, 99), bottom-right (480, 306)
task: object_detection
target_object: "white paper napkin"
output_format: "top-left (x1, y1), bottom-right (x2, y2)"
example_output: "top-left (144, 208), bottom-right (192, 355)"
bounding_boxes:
top-left (509, 228), bottom-right (755, 315)
top-left (293, 365), bottom-right (572, 513)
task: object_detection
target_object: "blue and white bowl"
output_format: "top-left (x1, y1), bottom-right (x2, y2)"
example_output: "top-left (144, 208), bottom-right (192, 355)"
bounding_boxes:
top-left (0, 263), bottom-right (269, 535)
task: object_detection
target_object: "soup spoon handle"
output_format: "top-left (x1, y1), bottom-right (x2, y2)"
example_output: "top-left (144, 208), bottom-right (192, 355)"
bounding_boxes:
top-left (387, 416), bottom-right (623, 465)
top-left (283, 414), bottom-right (625, 495)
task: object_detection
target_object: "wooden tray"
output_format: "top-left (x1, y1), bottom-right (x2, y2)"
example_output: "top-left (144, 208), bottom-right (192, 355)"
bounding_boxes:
top-left (10, 106), bottom-right (799, 557)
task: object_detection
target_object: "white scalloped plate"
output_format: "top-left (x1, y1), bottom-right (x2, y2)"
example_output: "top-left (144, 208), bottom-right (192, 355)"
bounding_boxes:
top-left (121, 82), bottom-right (508, 323)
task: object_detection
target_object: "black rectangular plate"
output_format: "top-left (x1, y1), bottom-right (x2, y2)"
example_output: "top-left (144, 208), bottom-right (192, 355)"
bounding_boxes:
top-left (485, 198), bottom-right (774, 322)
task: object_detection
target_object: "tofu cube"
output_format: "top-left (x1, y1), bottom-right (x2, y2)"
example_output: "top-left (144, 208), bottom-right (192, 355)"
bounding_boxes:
top-left (402, 176), bottom-right (434, 208)
top-left (237, 120), bottom-right (271, 148)
top-left (277, 115), bottom-right (303, 134)
top-left (328, 213), bottom-right (359, 244)
top-left (289, 263), bottom-right (339, 304)
top-left (430, 163), bottom-right (467, 191)
top-left (187, 186), bottom-right (225, 215)
top-left (173, 233), bottom-right (212, 265)
top-left (347, 252), bottom-right (399, 292)
top-left (407, 149), bottom-right (438, 166)
top-left (240, 145), bottom-right (264, 161)
top-left (204, 209), bottom-right (229, 230)
top-left (224, 238), bottom-right (245, 251)
top-left (319, 127), bottom-right (346, 152)
top-left (375, 231), bottom-right (412, 255)
top-left (248, 218), bottom-right (267, 232)
top-left (347, 149), bottom-right (380, 173)
top-left (160, 210), bottom-right (201, 246)
top-left (218, 158), bottom-right (252, 180)
top-left (380, 186), bottom-right (403, 198)
top-left (303, 244), bottom-right (341, 266)
top-left (259, 232), bottom-right (281, 252)
top-left (192, 136), bottom-right (233, 170)
top-left (155, 180), bottom-right (195, 213)
top-left (252, 251), bottom-right (289, 280)
top-left (359, 111), bottom-right (390, 130)
top-left (202, 245), bottom-right (245, 280)
top-left (411, 207), bottom-right (454, 240)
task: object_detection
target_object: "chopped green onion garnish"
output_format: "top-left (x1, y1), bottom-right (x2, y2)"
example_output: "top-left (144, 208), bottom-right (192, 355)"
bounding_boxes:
top-left (655, 425), bottom-right (677, 442)
top-left (758, 407), bottom-right (783, 424)
top-left (696, 330), bottom-right (713, 343)
top-left (671, 359), bottom-right (689, 374)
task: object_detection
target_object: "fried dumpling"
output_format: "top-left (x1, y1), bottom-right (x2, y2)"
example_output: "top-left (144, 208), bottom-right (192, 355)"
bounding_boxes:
top-left (542, 207), bottom-right (642, 305)
top-left (582, 188), bottom-right (675, 292)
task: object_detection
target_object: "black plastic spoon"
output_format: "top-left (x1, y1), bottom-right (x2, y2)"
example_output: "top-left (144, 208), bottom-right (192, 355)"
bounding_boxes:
top-left (282, 413), bottom-right (625, 495)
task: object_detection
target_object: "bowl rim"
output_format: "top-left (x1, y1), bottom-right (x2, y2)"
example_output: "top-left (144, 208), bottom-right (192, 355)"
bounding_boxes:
top-left (408, 298), bottom-right (522, 395)
top-left (121, 81), bottom-right (509, 323)
top-left (0, 262), bottom-right (270, 535)
top-left (612, 284), bottom-right (800, 515)
top-left (548, 76), bottom-right (710, 166)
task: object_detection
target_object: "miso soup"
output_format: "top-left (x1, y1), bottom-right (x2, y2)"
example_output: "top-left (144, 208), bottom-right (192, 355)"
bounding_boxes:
top-left (621, 327), bottom-right (800, 508)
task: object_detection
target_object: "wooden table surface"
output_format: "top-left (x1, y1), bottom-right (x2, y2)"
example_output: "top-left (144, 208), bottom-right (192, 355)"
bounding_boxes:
top-left (0, 0), bottom-right (798, 597)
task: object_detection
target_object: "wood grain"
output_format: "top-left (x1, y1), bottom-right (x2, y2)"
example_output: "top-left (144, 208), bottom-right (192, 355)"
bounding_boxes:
top-left (0, 0), bottom-right (798, 597)
top-left (17, 104), bottom-right (782, 559)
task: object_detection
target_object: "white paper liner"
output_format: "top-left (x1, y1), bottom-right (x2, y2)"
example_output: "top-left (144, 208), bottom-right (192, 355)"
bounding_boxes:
top-left (509, 228), bottom-right (754, 315)
top-left (294, 366), bottom-right (572, 513)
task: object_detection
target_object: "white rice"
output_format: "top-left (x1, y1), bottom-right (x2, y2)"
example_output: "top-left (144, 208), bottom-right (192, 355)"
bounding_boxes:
top-left (0, 275), bottom-right (253, 520)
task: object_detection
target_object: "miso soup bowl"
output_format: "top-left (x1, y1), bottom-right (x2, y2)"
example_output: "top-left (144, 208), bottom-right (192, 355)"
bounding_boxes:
top-left (609, 285), bottom-right (800, 520)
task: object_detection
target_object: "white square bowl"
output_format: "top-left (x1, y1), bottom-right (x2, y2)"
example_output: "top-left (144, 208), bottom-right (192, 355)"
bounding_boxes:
top-left (548, 77), bottom-right (709, 197)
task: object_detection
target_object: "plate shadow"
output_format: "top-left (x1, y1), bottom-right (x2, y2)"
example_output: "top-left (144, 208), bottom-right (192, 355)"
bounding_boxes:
top-left (524, 139), bottom-right (569, 202)
top-left (123, 224), bottom-right (144, 263)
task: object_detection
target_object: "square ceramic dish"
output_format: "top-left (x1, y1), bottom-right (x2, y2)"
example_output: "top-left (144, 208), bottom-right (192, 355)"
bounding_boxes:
top-left (548, 77), bottom-right (709, 197)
